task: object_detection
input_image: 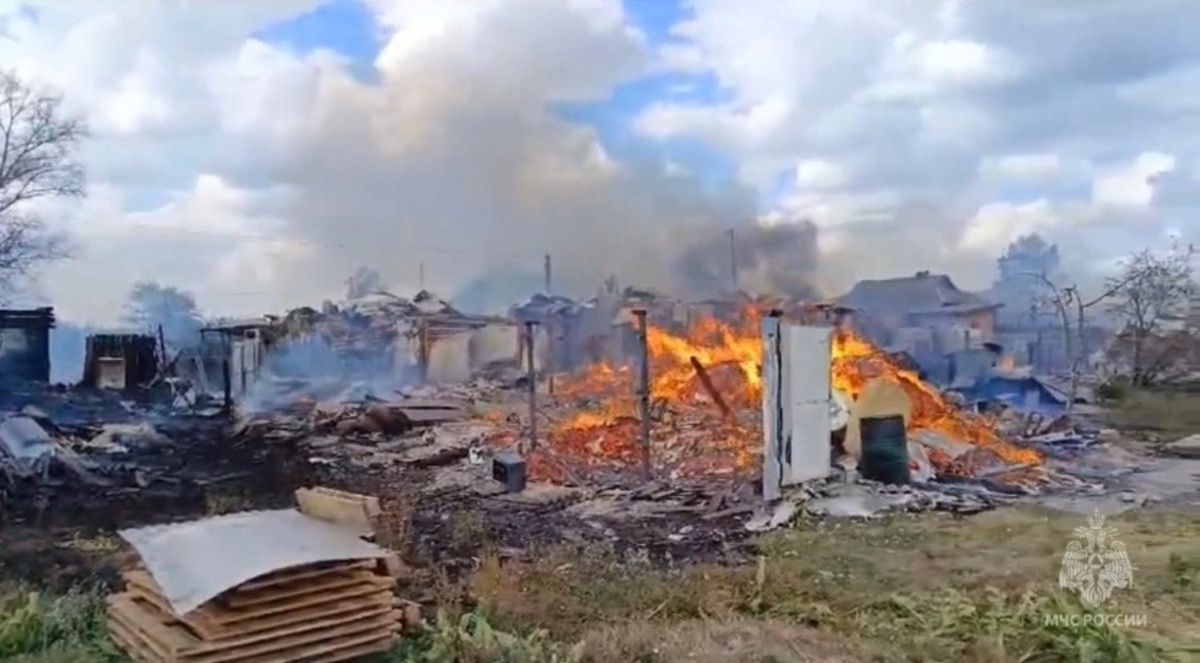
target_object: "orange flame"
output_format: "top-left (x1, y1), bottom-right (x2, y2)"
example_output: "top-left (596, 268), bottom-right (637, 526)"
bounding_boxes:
top-left (504, 307), bottom-right (1038, 482)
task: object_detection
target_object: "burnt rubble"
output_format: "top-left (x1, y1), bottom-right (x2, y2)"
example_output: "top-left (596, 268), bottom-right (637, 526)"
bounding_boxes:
top-left (4, 286), bottom-right (1195, 574)
top-left (0, 382), bottom-right (302, 528)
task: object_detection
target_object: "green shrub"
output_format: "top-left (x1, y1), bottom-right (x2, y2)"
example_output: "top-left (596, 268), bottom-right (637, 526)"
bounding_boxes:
top-left (0, 586), bottom-right (113, 660)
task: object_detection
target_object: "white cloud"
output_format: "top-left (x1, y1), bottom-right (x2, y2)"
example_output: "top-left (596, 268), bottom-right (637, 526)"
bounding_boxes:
top-left (981, 154), bottom-right (1073, 183)
top-left (4, 0), bottom-right (759, 323)
top-left (1092, 152), bottom-right (1176, 207)
top-left (640, 0), bottom-right (1200, 289)
top-left (794, 159), bottom-right (847, 190)
top-left (6, 0), bottom-right (1200, 322)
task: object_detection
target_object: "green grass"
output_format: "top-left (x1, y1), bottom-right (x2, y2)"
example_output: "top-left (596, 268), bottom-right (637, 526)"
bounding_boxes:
top-left (462, 507), bottom-right (1200, 662)
top-left (1105, 385), bottom-right (1200, 438)
top-left (0, 586), bottom-right (118, 662)
top-left (7, 506), bottom-right (1196, 662)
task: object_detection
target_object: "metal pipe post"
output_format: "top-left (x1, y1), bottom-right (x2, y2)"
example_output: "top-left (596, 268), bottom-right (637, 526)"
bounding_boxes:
top-left (632, 309), bottom-right (652, 479)
top-left (221, 358), bottom-right (232, 414)
top-left (524, 320), bottom-right (538, 451)
top-left (546, 319), bottom-right (556, 397)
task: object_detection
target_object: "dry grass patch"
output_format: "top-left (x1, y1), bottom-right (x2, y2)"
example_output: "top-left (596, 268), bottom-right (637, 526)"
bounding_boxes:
top-left (468, 506), bottom-right (1200, 662)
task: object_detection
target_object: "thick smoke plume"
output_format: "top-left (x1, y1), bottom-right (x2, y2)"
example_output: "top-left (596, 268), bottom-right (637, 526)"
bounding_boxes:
top-left (241, 0), bottom-right (756, 310)
top-left (668, 221), bottom-right (822, 300)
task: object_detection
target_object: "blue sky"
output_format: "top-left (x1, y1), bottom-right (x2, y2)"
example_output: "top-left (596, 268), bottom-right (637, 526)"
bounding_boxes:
top-left (255, 0), bottom-right (741, 195)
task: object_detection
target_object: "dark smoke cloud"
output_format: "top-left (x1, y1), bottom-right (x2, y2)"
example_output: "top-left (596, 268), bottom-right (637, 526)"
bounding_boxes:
top-left (668, 220), bottom-right (823, 300)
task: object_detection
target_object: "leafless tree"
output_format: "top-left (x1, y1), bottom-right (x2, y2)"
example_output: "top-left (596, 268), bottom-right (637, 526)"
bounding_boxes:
top-left (1104, 244), bottom-right (1196, 385)
top-left (124, 281), bottom-right (203, 348)
top-left (0, 70), bottom-right (87, 291)
top-left (1030, 274), bottom-right (1133, 414)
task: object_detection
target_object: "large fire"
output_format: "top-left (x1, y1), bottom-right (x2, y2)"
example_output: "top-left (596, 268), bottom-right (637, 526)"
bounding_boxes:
top-left (513, 308), bottom-right (1040, 483)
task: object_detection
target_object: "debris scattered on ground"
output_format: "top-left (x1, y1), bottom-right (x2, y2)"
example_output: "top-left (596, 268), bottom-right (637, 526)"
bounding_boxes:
top-left (3, 292), bottom-right (1196, 588)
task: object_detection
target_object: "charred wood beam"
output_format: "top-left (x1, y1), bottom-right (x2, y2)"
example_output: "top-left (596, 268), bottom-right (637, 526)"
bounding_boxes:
top-left (688, 355), bottom-right (733, 420)
top-left (632, 308), bottom-right (652, 480)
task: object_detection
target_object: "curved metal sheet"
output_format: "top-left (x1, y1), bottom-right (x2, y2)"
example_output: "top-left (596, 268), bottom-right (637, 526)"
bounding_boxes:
top-left (118, 509), bottom-right (389, 616)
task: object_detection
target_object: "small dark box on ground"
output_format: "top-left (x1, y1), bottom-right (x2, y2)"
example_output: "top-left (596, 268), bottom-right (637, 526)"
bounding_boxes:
top-left (492, 452), bottom-right (527, 493)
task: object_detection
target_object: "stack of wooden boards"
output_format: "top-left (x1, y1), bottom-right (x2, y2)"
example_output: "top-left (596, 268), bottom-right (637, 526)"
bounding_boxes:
top-left (107, 487), bottom-right (410, 663)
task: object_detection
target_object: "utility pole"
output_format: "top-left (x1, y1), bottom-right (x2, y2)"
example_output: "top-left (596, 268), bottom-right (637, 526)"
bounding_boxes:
top-left (418, 262), bottom-right (425, 291)
top-left (727, 228), bottom-right (739, 293)
top-left (543, 252), bottom-right (552, 294)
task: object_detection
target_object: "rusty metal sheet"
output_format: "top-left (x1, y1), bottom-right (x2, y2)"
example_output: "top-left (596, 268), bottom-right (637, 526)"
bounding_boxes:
top-left (118, 509), bottom-right (389, 616)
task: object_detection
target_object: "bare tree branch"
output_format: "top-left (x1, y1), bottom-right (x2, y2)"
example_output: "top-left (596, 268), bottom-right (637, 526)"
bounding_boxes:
top-left (0, 70), bottom-right (87, 292)
top-left (1024, 271), bottom-right (1126, 414)
top-left (1104, 244), bottom-right (1196, 385)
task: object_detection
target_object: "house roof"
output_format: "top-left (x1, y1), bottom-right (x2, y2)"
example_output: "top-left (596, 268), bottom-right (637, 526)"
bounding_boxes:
top-left (837, 272), bottom-right (999, 316)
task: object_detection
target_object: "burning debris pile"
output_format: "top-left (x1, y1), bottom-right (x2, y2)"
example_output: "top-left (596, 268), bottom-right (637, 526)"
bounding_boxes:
top-left (489, 307), bottom-right (1044, 491)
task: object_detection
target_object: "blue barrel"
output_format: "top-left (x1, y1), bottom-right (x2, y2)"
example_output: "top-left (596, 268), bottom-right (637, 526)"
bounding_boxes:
top-left (859, 415), bottom-right (911, 484)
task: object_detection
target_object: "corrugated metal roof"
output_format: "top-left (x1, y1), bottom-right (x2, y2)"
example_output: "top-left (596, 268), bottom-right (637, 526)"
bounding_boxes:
top-left (119, 509), bottom-right (390, 616)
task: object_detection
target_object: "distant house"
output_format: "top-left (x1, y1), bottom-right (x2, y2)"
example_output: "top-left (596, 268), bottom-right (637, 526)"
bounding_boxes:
top-left (837, 272), bottom-right (1002, 348)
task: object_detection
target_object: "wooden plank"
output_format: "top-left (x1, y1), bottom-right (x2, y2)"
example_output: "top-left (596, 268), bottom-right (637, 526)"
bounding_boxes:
top-left (240, 629), bottom-right (396, 663)
top-left (294, 487), bottom-right (379, 535)
top-left (375, 553), bottom-right (403, 579)
top-left (183, 612), bottom-right (396, 663)
top-left (119, 585), bottom-right (229, 643)
top-left (108, 613), bottom-right (175, 662)
top-left (109, 594), bottom-right (194, 655)
top-left (222, 570), bottom-right (372, 608)
top-left (123, 581), bottom-right (395, 643)
top-left (191, 589), bottom-right (395, 641)
top-left (109, 611), bottom-right (400, 663)
top-left (237, 560), bottom-right (378, 591)
top-left (206, 578), bottom-right (394, 626)
top-left (125, 568), bottom-right (391, 620)
top-left (111, 592), bottom-right (400, 663)
top-left (186, 609), bottom-right (393, 662)
top-left (302, 630), bottom-right (399, 663)
top-left (296, 486), bottom-right (382, 516)
top-left (123, 585), bottom-right (394, 644)
top-left (108, 618), bottom-right (162, 663)
top-left (125, 582), bottom-right (178, 619)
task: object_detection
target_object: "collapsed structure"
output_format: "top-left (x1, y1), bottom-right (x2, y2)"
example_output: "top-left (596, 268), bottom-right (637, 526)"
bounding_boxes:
top-left (6, 274), bottom-right (1187, 538)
